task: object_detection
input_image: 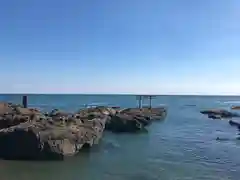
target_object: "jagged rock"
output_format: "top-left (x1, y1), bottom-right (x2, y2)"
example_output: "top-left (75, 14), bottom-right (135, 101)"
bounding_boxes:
top-left (0, 115), bottom-right (108, 160)
top-left (120, 107), bottom-right (167, 121)
top-left (106, 107), bottom-right (167, 132)
top-left (14, 107), bottom-right (41, 116)
top-left (0, 103), bottom-right (41, 129)
top-left (49, 109), bottom-right (71, 118)
top-left (106, 114), bottom-right (144, 132)
top-left (77, 106), bottom-right (117, 117)
top-left (0, 102), bottom-right (14, 115)
top-left (76, 106), bottom-right (167, 133)
top-left (200, 109), bottom-right (240, 119)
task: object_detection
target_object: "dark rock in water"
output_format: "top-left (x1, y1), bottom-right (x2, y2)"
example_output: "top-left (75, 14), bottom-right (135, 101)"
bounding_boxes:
top-left (200, 109), bottom-right (240, 119)
top-left (229, 120), bottom-right (240, 130)
top-left (231, 106), bottom-right (240, 110)
top-left (208, 114), bottom-right (221, 119)
top-left (216, 137), bottom-right (231, 141)
top-left (185, 104), bottom-right (196, 107)
top-left (105, 114), bottom-right (144, 133)
top-left (105, 107), bottom-right (167, 133)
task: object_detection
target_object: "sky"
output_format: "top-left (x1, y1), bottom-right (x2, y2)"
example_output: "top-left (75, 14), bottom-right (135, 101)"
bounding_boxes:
top-left (0, 0), bottom-right (240, 95)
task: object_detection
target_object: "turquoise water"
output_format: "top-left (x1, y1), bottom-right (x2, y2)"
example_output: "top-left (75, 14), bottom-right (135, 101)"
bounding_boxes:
top-left (0, 94), bottom-right (240, 180)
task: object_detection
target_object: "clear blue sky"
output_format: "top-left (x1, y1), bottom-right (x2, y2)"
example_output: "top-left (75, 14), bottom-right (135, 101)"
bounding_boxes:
top-left (0, 0), bottom-right (239, 95)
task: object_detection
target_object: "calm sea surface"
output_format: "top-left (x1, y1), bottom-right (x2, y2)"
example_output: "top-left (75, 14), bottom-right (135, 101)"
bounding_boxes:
top-left (0, 94), bottom-right (240, 180)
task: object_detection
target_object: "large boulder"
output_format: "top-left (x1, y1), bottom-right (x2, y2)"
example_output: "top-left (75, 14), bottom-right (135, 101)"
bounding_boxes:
top-left (105, 107), bottom-right (167, 133)
top-left (0, 110), bottom-right (108, 161)
top-left (105, 114), bottom-right (144, 132)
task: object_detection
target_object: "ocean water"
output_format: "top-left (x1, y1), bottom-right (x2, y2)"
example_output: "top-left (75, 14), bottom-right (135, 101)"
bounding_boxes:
top-left (0, 94), bottom-right (240, 180)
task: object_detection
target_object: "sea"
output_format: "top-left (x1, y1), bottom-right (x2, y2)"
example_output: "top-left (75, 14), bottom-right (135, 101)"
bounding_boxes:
top-left (0, 94), bottom-right (240, 180)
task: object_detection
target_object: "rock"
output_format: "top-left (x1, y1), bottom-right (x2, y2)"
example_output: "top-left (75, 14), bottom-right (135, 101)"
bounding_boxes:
top-left (76, 106), bottom-right (167, 133)
top-left (77, 106), bottom-right (117, 117)
top-left (208, 114), bottom-right (221, 119)
top-left (104, 107), bottom-right (167, 133)
top-left (14, 107), bottom-right (41, 116)
top-left (231, 106), bottom-right (240, 110)
top-left (0, 102), bottom-right (14, 115)
top-left (200, 109), bottom-right (240, 119)
top-left (49, 109), bottom-right (71, 118)
top-left (229, 120), bottom-right (240, 130)
top-left (0, 103), bottom-right (42, 129)
top-left (106, 114), bottom-right (144, 132)
top-left (0, 102), bottom-right (169, 160)
top-left (0, 103), bottom-right (108, 161)
top-left (0, 114), bottom-right (108, 160)
top-left (120, 107), bottom-right (167, 121)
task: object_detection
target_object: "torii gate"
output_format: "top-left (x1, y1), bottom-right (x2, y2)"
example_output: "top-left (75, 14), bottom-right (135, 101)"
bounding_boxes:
top-left (136, 95), bottom-right (156, 109)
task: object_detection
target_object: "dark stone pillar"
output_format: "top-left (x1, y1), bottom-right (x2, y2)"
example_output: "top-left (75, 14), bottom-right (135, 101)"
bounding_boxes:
top-left (22, 95), bottom-right (28, 108)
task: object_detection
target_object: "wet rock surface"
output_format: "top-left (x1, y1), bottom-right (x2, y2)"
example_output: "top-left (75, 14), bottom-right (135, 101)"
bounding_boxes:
top-left (0, 102), bottom-right (167, 161)
top-left (229, 120), bottom-right (240, 130)
top-left (200, 109), bottom-right (240, 119)
top-left (106, 107), bottom-right (167, 132)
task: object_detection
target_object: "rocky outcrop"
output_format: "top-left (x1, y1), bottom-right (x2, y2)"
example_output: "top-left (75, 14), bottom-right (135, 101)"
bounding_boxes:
top-left (105, 107), bottom-right (167, 132)
top-left (106, 114), bottom-right (144, 132)
top-left (121, 107), bottom-right (167, 120)
top-left (200, 109), bottom-right (240, 119)
top-left (0, 102), bottom-right (168, 160)
top-left (0, 105), bottom-right (108, 161)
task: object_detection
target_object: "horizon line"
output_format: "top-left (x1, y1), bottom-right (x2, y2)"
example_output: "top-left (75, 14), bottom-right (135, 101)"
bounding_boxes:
top-left (0, 93), bottom-right (240, 96)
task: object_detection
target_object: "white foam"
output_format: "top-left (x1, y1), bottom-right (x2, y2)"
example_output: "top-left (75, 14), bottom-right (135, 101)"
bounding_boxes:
top-left (223, 101), bottom-right (240, 104)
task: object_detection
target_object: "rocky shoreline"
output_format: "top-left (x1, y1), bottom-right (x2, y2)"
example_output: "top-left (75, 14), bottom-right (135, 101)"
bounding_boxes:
top-left (0, 102), bottom-right (167, 161)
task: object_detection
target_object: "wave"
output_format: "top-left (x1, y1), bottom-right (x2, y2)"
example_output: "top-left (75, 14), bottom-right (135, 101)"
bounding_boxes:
top-left (223, 101), bottom-right (240, 104)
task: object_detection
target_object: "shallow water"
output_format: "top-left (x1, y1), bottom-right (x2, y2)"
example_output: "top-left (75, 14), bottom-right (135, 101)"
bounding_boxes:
top-left (0, 94), bottom-right (240, 180)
